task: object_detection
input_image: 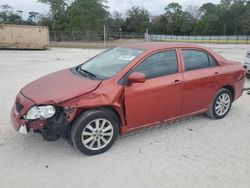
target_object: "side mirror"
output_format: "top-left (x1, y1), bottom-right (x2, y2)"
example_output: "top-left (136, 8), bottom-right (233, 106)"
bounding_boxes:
top-left (127, 72), bottom-right (146, 84)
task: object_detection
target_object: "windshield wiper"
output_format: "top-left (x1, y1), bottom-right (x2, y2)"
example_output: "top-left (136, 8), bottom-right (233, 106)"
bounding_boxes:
top-left (78, 67), bottom-right (97, 78)
top-left (81, 69), bottom-right (97, 78)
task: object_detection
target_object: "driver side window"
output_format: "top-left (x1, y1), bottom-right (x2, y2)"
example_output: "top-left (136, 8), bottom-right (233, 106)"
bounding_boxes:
top-left (133, 50), bottom-right (178, 79)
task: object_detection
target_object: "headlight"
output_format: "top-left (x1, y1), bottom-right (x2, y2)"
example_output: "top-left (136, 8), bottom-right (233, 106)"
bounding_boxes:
top-left (25, 105), bottom-right (56, 120)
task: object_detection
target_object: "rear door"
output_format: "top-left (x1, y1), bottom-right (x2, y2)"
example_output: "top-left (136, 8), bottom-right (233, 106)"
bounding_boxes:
top-left (181, 49), bottom-right (223, 115)
top-left (124, 49), bottom-right (184, 129)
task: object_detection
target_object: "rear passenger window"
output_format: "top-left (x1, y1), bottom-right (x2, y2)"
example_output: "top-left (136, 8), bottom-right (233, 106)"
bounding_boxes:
top-left (182, 50), bottom-right (217, 71)
top-left (208, 55), bottom-right (217, 67)
top-left (133, 50), bottom-right (178, 79)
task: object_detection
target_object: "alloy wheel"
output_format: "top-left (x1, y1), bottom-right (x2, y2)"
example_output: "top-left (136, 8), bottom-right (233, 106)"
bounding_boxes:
top-left (215, 93), bottom-right (231, 116)
top-left (81, 118), bottom-right (114, 151)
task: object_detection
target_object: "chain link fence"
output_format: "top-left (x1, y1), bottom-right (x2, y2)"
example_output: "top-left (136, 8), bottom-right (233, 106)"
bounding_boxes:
top-left (49, 30), bottom-right (145, 42)
top-left (49, 31), bottom-right (250, 45)
top-left (148, 34), bottom-right (250, 44)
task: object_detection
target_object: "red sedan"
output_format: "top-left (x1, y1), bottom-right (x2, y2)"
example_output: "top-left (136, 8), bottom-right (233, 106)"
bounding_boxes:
top-left (11, 43), bottom-right (246, 155)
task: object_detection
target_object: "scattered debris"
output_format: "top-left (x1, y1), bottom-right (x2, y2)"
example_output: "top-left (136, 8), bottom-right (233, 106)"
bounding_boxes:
top-left (243, 88), bottom-right (250, 95)
top-left (182, 154), bottom-right (189, 159)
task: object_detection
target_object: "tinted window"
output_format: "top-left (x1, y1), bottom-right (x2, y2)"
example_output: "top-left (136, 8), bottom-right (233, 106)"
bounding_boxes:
top-left (133, 50), bottom-right (178, 79)
top-left (182, 50), bottom-right (216, 71)
top-left (208, 55), bottom-right (217, 67)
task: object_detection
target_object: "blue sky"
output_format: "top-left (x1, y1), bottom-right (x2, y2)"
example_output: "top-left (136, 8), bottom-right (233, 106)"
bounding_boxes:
top-left (1, 0), bottom-right (221, 18)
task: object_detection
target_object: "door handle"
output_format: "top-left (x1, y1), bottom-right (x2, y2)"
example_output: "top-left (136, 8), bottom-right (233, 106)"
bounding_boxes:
top-left (214, 72), bottom-right (220, 76)
top-left (172, 80), bottom-right (183, 86)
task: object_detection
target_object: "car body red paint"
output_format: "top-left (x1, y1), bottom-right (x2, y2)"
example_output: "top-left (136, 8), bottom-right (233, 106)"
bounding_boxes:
top-left (11, 42), bottom-right (245, 138)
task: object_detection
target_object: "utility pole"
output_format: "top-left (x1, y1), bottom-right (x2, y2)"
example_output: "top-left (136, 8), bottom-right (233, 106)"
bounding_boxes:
top-left (119, 28), bottom-right (122, 39)
top-left (103, 25), bottom-right (106, 48)
top-left (145, 28), bottom-right (149, 42)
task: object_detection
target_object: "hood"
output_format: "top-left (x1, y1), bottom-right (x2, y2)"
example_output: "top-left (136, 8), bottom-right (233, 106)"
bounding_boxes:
top-left (21, 68), bottom-right (101, 104)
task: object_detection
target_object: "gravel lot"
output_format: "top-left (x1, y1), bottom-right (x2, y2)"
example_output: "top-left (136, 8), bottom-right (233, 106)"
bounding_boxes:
top-left (0, 44), bottom-right (250, 188)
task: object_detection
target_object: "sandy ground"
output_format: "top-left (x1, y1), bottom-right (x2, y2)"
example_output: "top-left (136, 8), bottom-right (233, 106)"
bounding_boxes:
top-left (0, 44), bottom-right (250, 188)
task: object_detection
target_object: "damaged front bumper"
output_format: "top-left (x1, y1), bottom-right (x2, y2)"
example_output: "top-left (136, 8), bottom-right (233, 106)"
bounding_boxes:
top-left (18, 124), bottom-right (28, 134)
top-left (10, 92), bottom-right (70, 139)
top-left (10, 93), bottom-right (34, 132)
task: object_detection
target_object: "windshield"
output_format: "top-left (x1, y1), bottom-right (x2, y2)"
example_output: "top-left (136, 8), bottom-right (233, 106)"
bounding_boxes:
top-left (79, 47), bottom-right (144, 80)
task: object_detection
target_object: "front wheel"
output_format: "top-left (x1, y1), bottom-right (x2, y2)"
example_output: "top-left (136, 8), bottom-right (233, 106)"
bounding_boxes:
top-left (71, 110), bottom-right (119, 155)
top-left (207, 88), bottom-right (232, 119)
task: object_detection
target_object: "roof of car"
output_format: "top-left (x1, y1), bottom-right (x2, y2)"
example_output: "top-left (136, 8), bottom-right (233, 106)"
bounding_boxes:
top-left (121, 42), bottom-right (207, 51)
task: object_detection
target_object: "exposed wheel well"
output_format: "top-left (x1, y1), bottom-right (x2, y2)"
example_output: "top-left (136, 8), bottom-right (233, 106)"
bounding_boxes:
top-left (95, 106), bottom-right (122, 127)
top-left (223, 85), bottom-right (235, 100)
top-left (73, 106), bottom-right (122, 128)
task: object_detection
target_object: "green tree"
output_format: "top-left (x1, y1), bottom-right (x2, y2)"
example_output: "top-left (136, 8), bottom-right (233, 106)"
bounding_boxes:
top-left (125, 6), bottom-right (150, 33)
top-left (0, 4), bottom-right (23, 24)
top-left (240, 2), bottom-right (250, 34)
top-left (38, 0), bottom-right (67, 30)
top-left (151, 15), bottom-right (169, 34)
top-left (37, 13), bottom-right (53, 28)
top-left (66, 0), bottom-right (108, 32)
top-left (27, 12), bottom-right (40, 24)
top-left (193, 0), bottom-right (250, 35)
top-left (107, 11), bottom-right (124, 32)
top-left (225, 0), bottom-right (248, 35)
top-left (186, 5), bottom-right (201, 20)
top-left (193, 3), bottom-right (221, 35)
top-left (164, 3), bottom-right (195, 35)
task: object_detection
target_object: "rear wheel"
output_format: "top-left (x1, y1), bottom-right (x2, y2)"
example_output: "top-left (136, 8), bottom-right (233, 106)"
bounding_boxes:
top-left (71, 110), bottom-right (119, 155)
top-left (207, 88), bottom-right (232, 119)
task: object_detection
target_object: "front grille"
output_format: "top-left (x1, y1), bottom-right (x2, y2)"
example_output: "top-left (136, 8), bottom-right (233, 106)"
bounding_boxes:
top-left (16, 102), bottom-right (24, 113)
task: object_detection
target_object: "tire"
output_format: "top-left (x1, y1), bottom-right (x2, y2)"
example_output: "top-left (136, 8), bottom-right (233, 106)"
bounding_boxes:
top-left (42, 130), bottom-right (60, 142)
top-left (206, 88), bottom-right (233, 119)
top-left (246, 73), bottom-right (250, 79)
top-left (71, 109), bottom-right (119, 155)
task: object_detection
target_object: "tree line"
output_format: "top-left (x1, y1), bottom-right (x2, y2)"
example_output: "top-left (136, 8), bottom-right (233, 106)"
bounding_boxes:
top-left (0, 0), bottom-right (250, 35)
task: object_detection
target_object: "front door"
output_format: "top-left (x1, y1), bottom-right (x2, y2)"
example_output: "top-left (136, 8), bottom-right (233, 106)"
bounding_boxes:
top-left (124, 50), bottom-right (184, 129)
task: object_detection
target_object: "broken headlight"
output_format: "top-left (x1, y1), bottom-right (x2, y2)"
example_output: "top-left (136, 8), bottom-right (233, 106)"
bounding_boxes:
top-left (25, 105), bottom-right (56, 120)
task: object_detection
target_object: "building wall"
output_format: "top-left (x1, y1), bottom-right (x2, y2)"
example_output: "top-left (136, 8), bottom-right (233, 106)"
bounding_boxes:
top-left (0, 24), bottom-right (49, 49)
